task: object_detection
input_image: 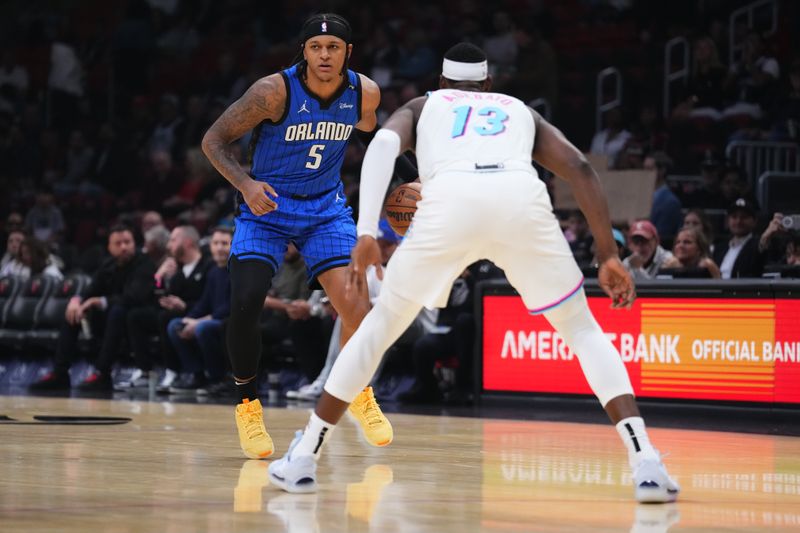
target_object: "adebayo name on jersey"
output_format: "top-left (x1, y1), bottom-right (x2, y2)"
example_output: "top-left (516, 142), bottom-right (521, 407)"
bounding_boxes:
top-left (284, 122), bottom-right (354, 142)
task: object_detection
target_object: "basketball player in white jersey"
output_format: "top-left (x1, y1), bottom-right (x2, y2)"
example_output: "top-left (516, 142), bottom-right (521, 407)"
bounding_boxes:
top-left (269, 43), bottom-right (680, 503)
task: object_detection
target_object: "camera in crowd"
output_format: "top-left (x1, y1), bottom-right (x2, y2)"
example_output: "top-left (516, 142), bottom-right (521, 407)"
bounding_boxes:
top-left (781, 214), bottom-right (800, 230)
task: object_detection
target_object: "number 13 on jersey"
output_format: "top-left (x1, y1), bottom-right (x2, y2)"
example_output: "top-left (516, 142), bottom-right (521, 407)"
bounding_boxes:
top-left (451, 105), bottom-right (509, 138)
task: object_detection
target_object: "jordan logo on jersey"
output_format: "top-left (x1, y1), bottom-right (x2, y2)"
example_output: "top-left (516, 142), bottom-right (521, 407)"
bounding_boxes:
top-left (298, 100), bottom-right (310, 114)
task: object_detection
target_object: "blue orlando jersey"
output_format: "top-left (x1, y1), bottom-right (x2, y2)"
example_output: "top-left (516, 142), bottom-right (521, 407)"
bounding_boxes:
top-left (249, 64), bottom-right (362, 197)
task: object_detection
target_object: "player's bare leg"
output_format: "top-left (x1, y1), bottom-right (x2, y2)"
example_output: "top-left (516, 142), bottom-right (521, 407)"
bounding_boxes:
top-left (316, 267), bottom-right (392, 447)
top-left (268, 286), bottom-right (420, 492)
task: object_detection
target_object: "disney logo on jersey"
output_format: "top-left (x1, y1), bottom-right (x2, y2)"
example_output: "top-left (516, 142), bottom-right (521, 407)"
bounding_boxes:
top-left (284, 121), bottom-right (353, 142)
top-left (339, 102), bottom-right (353, 110)
top-left (298, 99), bottom-right (310, 114)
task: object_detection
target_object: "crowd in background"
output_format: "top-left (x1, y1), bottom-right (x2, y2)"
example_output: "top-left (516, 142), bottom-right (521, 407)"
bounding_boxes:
top-left (0, 0), bottom-right (799, 404)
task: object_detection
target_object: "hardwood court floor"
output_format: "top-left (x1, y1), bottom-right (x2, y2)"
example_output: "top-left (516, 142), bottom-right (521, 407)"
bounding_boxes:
top-left (1, 395), bottom-right (798, 532)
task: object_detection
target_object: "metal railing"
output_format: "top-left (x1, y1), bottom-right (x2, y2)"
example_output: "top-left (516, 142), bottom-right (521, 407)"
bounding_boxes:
top-left (663, 37), bottom-right (689, 117)
top-left (596, 67), bottom-right (622, 134)
top-left (726, 141), bottom-right (800, 185)
top-left (729, 0), bottom-right (778, 65)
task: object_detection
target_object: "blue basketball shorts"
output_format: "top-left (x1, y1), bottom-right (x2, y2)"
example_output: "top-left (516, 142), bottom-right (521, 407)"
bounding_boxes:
top-left (230, 183), bottom-right (356, 286)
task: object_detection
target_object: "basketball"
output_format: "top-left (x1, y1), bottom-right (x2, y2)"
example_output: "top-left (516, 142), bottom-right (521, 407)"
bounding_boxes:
top-left (384, 182), bottom-right (422, 236)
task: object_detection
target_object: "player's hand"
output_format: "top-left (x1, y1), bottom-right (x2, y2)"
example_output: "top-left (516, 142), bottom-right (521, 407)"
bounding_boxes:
top-left (598, 256), bottom-right (636, 309)
top-left (346, 236), bottom-right (382, 295)
top-left (241, 178), bottom-right (278, 216)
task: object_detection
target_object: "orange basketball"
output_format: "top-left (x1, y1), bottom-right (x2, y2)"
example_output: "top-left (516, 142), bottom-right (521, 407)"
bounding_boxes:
top-left (383, 182), bottom-right (422, 236)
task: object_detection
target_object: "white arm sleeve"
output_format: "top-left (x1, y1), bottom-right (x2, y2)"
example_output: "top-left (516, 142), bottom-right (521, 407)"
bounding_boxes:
top-left (356, 129), bottom-right (401, 239)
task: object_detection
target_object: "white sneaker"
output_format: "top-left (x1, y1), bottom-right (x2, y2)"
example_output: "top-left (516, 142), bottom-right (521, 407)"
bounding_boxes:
top-left (156, 369), bottom-right (178, 394)
top-left (268, 431), bottom-right (318, 494)
top-left (114, 369), bottom-right (149, 390)
top-left (292, 380), bottom-right (324, 401)
top-left (633, 458), bottom-right (680, 503)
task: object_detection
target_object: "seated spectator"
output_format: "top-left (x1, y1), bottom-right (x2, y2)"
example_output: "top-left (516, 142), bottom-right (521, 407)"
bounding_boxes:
top-left (0, 229), bottom-right (24, 272)
top-left (590, 106), bottom-right (631, 169)
top-left (646, 152), bottom-right (682, 242)
top-left (623, 220), bottom-right (675, 280)
top-left (682, 209), bottom-right (715, 250)
top-left (672, 36), bottom-right (727, 121)
top-left (713, 197), bottom-right (765, 278)
top-left (167, 227), bottom-right (232, 395)
top-left (0, 236), bottom-right (62, 280)
top-left (564, 210), bottom-right (593, 268)
top-left (142, 224), bottom-right (170, 267)
top-left (29, 225), bottom-right (155, 391)
top-left (122, 225), bottom-right (213, 391)
top-left (722, 31), bottom-right (780, 121)
top-left (24, 188), bottom-right (65, 245)
top-left (758, 212), bottom-right (799, 265)
top-left (661, 226), bottom-right (721, 278)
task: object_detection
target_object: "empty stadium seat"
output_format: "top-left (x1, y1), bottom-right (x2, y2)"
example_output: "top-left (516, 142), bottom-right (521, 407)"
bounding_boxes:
top-left (0, 276), bottom-right (23, 328)
top-left (0, 275), bottom-right (57, 346)
top-left (27, 273), bottom-right (91, 348)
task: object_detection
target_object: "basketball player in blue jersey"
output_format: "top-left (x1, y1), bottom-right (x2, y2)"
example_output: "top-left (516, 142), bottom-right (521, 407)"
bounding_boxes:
top-left (202, 13), bottom-right (396, 459)
top-left (269, 43), bottom-right (680, 504)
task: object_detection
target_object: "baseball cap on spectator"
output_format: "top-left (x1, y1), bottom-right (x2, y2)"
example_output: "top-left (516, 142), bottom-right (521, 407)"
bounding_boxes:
top-left (630, 220), bottom-right (658, 241)
top-left (727, 197), bottom-right (757, 216)
top-left (377, 219), bottom-right (400, 244)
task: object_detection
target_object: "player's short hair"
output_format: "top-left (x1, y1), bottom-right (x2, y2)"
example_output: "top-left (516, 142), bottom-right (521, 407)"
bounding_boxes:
top-left (443, 43), bottom-right (487, 64)
top-left (211, 225), bottom-right (234, 238)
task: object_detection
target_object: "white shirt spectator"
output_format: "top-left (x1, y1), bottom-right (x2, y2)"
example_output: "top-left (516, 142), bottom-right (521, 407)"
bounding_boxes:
top-left (719, 234), bottom-right (753, 279)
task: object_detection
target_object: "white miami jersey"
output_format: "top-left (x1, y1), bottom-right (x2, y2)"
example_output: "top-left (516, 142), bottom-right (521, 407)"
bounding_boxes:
top-left (415, 89), bottom-right (536, 181)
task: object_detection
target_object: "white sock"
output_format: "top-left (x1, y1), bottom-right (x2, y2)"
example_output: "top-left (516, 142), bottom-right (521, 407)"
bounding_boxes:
top-left (616, 416), bottom-right (659, 468)
top-left (292, 412), bottom-right (335, 459)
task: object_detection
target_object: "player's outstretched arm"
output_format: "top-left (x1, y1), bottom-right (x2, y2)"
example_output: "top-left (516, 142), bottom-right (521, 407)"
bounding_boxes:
top-left (530, 109), bottom-right (635, 309)
top-left (201, 75), bottom-right (285, 216)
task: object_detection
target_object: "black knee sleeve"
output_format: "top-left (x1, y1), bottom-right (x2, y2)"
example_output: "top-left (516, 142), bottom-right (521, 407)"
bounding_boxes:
top-left (227, 256), bottom-right (274, 379)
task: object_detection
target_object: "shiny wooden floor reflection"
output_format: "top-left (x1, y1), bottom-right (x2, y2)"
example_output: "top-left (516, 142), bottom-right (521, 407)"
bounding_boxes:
top-left (1, 396), bottom-right (799, 532)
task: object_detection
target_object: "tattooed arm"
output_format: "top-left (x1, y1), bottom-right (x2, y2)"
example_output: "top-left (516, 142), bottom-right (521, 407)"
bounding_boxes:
top-left (201, 74), bottom-right (286, 216)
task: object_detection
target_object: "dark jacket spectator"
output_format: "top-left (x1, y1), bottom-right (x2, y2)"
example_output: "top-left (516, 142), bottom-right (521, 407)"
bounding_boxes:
top-left (187, 265), bottom-right (230, 320)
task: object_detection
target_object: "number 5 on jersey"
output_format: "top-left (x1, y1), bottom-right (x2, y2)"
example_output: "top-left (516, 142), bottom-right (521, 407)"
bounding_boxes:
top-left (306, 144), bottom-right (325, 169)
top-left (451, 105), bottom-right (509, 138)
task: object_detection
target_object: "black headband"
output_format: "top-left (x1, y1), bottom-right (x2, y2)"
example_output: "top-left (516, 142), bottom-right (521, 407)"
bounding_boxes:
top-left (301, 15), bottom-right (351, 44)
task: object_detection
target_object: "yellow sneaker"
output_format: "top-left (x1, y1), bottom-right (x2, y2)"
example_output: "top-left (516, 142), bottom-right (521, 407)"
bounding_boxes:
top-left (348, 386), bottom-right (393, 447)
top-left (235, 398), bottom-right (274, 459)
